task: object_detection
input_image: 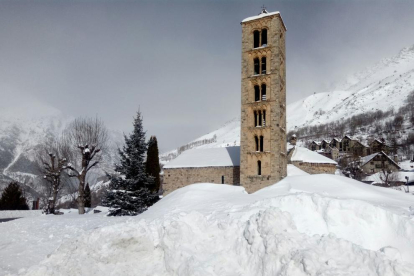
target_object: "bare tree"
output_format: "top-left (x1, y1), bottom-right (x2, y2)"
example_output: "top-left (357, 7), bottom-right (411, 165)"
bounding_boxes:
top-left (377, 168), bottom-right (398, 187)
top-left (63, 117), bottom-right (108, 214)
top-left (36, 137), bottom-right (68, 214)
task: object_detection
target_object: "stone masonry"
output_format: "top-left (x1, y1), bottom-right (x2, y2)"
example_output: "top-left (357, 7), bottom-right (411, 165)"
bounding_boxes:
top-left (163, 166), bottom-right (240, 195)
top-left (240, 11), bottom-right (287, 193)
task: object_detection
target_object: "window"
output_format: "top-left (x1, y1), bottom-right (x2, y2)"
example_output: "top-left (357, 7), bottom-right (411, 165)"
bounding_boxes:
top-left (254, 111), bottom-right (258, 126)
top-left (254, 58), bottom-right (260, 75)
top-left (254, 85), bottom-right (260, 101)
top-left (255, 136), bottom-right (259, 151)
top-left (261, 57), bottom-right (267, 74)
top-left (258, 160), bottom-right (262, 175)
top-left (263, 110), bottom-right (266, 126)
top-left (258, 110), bottom-right (262, 126)
top-left (253, 30), bottom-right (260, 48)
top-left (261, 29), bottom-right (267, 46)
top-left (260, 136), bottom-right (264, 152)
top-left (261, 84), bottom-right (266, 100)
top-left (221, 176), bottom-right (224, 184)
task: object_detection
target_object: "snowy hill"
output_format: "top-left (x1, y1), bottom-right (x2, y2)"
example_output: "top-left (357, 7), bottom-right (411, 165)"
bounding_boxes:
top-left (161, 45), bottom-right (414, 162)
top-left (10, 175), bottom-right (414, 275)
top-left (288, 45), bottom-right (414, 129)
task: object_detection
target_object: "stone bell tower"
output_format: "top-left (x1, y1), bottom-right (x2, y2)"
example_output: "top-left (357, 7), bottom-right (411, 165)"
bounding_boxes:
top-left (240, 9), bottom-right (287, 193)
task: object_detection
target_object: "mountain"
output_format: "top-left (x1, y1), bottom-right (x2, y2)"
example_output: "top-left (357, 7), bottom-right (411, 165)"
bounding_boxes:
top-left (0, 96), bottom-right (122, 204)
top-left (287, 45), bottom-right (414, 130)
top-left (161, 45), bottom-right (414, 162)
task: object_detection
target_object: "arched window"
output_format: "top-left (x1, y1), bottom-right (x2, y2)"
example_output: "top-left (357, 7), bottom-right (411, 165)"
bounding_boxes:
top-left (260, 136), bottom-right (264, 152)
top-left (253, 30), bottom-right (260, 48)
top-left (261, 57), bottom-right (266, 74)
top-left (257, 160), bottom-right (262, 175)
top-left (258, 110), bottom-right (262, 126)
top-left (254, 111), bottom-right (258, 126)
top-left (254, 85), bottom-right (260, 101)
top-left (261, 29), bottom-right (267, 46)
top-left (254, 58), bottom-right (260, 75)
top-left (261, 84), bottom-right (266, 100)
top-left (255, 136), bottom-right (259, 151)
top-left (263, 110), bottom-right (266, 126)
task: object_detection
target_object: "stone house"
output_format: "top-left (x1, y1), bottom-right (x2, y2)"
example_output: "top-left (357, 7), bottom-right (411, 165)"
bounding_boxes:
top-left (162, 147), bottom-right (240, 195)
top-left (369, 139), bottom-right (391, 155)
top-left (359, 151), bottom-right (400, 174)
top-left (287, 146), bottom-right (337, 174)
top-left (311, 141), bottom-right (321, 151)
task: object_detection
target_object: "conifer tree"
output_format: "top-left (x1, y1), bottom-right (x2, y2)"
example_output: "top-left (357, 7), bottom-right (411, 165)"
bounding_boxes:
top-left (0, 182), bottom-right (29, 210)
top-left (102, 111), bottom-right (158, 216)
top-left (146, 136), bottom-right (161, 193)
top-left (84, 183), bottom-right (91, 208)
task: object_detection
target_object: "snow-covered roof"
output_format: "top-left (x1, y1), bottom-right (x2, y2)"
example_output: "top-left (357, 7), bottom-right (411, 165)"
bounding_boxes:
top-left (241, 10), bottom-right (286, 30)
top-left (242, 10), bottom-right (279, 23)
top-left (163, 146), bottom-right (240, 169)
top-left (360, 151), bottom-right (401, 169)
top-left (290, 146), bottom-right (337, 165)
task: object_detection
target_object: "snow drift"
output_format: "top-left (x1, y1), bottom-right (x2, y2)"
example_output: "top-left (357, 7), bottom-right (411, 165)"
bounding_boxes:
top-left (22, 175), bottom-right (414, 276)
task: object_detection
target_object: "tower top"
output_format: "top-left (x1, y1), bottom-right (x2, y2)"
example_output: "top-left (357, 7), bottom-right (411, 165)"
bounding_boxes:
top-left (241, 10), bottom-right (287, 31)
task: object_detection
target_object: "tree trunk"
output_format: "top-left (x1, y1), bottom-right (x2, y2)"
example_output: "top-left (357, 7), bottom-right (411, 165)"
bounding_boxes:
top-left (77, 173), bottom-right (86, 214)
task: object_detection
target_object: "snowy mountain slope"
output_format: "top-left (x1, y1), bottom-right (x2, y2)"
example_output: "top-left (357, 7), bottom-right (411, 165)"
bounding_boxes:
top-left (288, 45), bottom-right (414, 129)
top-left (161, 45), bottom-right (414, 162)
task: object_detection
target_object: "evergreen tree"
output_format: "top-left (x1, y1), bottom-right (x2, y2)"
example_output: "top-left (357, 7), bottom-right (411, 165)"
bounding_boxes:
top-left (102, 111), bottom-right (158, 216)
top-left (146, 136), bottom-right (161, 193)
top-left (84, 183), bottom-right (91, 208)
top-left (0, 182), bottom-right (29, 210)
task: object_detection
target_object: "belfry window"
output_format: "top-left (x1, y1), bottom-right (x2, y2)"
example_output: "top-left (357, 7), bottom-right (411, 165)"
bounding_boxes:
top-left (261, 29), bottom-right (267, 46)
top-left (253, 30), bottom-right (260, 48)
top-left (254, 111), bottom-right (258, 126)
top-left (261, 57), bottom-right (266, 74)
top-left (263, 110), bottom-right (266, 126)
top-left (258, 160), bottom-right (262, 175)
top-left (254, 58), bottom-right (260, 75)
top-left (260, 136), bottom-right (264, 152)
top-left (254, 85), bottom-right (260, 101)
top-left (261, 84), bottom-right (266, 100)
top-left (255, 136), bottom-right (259, 151)
top-left (258, 110), bottom-right (262, 126)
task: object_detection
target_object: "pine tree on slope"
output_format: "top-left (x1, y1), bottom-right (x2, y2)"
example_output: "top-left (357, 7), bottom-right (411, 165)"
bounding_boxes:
top-left (102, 111), bottom-right (158, 216)
top-left (0, 182), bottom-right (29, 210)
top-left (146, 136), bottom-right (161, 193)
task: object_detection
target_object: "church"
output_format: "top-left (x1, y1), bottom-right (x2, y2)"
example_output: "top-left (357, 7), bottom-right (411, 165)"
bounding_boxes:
top-left (163, 9), bottom-right (288, 195)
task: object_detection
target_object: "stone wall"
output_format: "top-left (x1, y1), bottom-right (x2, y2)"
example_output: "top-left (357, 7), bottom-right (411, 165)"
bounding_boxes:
top-left (163, 166), bottom-right (240, 195)
top-left (361, 161), bottom-right (399, 174)
top-left (291, 161), bottom-right (336, 175)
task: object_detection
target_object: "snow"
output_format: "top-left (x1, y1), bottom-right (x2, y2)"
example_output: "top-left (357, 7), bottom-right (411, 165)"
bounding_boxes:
top-left (1, 174), bottom-right (413, 275)
top-left (287, 164), bottom-right (309, 176)
top-left (163, 146), bottom-right (240, 168)
top-left (0, 210), bottom-right (42, 219)
top-left (242, 11), bottom-right (280, 23)
top-left (290, 146), bottom-right (337, 164)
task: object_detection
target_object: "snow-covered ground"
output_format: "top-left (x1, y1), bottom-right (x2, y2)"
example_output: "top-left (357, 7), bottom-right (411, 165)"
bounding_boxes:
top-left (2, 172), bottom-right (414, 276)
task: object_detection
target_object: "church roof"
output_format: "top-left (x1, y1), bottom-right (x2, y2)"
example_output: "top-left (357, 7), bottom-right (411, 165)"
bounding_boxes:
top-left (163, 146), bottom-right (240, 169)
top-left (290, 146), bottom-right (337, 165)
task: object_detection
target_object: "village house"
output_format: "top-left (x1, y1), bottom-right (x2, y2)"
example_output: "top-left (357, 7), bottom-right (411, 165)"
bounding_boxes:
top-left (359, 151), bottom-right (401, 174)
top-left (287, 146), bottom-right (337, 174)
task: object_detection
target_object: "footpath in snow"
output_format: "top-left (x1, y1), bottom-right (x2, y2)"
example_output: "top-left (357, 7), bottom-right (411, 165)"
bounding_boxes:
top-left (2, 173), bottom-right (414, 276)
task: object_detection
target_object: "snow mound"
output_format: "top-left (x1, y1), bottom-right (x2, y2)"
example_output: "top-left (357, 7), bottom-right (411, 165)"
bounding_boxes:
top-left (22, 175), bottom-right (414, 276)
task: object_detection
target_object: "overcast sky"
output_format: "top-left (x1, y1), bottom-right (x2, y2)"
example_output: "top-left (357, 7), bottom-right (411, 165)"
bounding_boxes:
top-left (0, 0), bottom-right (413, 152)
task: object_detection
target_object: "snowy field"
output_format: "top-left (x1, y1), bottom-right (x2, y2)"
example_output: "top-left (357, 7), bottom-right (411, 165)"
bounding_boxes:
top-left (2, 172), bottom-right (414, 275)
